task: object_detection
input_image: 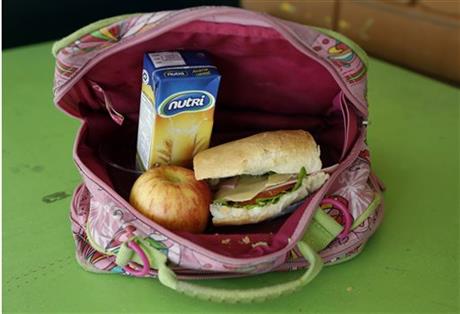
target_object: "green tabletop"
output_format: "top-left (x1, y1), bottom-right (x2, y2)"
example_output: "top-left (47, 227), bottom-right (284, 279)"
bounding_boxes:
top-left (3, 41), bottom-right (459, 313)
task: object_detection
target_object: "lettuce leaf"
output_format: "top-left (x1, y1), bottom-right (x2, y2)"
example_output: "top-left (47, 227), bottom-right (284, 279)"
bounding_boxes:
top-left (292, 167), bottom-right (307, 191)
top-left (213, 167), bottom-right (307, 209)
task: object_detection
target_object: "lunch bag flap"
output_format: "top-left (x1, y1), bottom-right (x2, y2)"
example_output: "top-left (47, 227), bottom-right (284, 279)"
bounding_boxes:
top-left (52, 7), bottom-right (368, 119)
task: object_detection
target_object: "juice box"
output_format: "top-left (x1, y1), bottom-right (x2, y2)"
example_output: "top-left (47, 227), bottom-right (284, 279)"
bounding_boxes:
top-left (136, 51), bottom-right (221, 170)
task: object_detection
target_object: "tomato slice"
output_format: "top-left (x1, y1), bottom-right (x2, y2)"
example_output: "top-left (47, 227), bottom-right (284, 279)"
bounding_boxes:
top-left (237, 183), bottom-right (296, 206)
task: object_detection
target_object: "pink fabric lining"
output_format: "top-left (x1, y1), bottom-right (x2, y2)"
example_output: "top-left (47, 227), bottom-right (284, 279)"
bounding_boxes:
top-left (62, 21), bottom-right (340, 118)
top-left (67, 20), bottom-right (360, 258)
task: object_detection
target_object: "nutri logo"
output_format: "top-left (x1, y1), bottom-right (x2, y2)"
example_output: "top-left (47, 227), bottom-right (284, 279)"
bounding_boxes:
top-left (158, 91), bottom-right (215, 117)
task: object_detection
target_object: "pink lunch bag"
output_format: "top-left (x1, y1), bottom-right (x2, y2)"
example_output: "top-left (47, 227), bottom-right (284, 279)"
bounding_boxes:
top-left (52, 6), bottom-right (384, 303)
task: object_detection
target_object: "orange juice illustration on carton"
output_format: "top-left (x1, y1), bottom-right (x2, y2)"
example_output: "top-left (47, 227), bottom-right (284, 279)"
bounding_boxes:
top-left (136, 51), bottom-right (221, 170)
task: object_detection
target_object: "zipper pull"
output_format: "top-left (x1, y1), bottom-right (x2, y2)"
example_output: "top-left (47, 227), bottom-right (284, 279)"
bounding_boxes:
top-left (90, 80), bottom-right (125, 125)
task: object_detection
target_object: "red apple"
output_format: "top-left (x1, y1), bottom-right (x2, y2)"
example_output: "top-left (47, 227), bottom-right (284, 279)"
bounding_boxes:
top-left (129, 165), bottom-right (211, 233)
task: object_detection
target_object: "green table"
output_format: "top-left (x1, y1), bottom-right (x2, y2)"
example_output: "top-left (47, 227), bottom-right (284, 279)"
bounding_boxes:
top-left (3, 42), bottom-right (459, 313)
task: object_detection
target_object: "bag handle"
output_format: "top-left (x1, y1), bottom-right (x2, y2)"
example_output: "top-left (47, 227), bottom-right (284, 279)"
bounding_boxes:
top-left (117, 239), bottom-right (323, 303)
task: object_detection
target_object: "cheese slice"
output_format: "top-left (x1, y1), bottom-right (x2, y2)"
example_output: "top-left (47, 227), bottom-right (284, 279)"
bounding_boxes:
top-left (214, 175), bottom-right (267, 202)
top-left (214, 173), bottom-right (295, 202)
top-left (266, 173), bottom-right (295, 187)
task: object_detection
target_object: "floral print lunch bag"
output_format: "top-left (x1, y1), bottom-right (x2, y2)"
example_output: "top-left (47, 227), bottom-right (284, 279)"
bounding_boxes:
top-left (53, 6), bottom-right (384, 303)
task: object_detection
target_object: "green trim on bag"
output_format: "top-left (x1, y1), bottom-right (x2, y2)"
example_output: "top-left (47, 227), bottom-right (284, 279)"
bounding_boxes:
top-left (115, 236), bottom-right (322, 303)
top-left (303, 208), bottom-right (343, 252)
top-left (303, 193), bottom-right (381, 253)
top-left (313, 27), bottom-right (369, 69)
top-left (115, 242), bottom-right (134, 266)
top-left (351, 193), bottom-right (382, 230)
top-left (52, 13), bottom-right (141, 57)
top-left (85, 221), bottom-right (113, 255)
top-left (174, 241), bottom-right (322, 303)
top-left (116, 238), bottom-right (168, 270)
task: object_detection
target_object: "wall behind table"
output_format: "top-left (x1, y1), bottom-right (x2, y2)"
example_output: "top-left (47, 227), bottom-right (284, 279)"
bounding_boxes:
top-left (242, 0), bottom-right (460, 85)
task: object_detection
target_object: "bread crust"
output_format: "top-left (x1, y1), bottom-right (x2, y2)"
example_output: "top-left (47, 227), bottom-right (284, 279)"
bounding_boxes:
top-left (193, 130), bottom-right (322, 180)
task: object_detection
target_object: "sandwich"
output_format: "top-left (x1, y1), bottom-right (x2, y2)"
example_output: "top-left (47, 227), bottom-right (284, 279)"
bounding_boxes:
top-left (193, 130), bottom-right (329, 225)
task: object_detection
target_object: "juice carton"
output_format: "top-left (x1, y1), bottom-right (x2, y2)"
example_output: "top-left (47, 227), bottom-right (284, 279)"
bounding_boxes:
top-left (136, 51), bottom-right (221, 170)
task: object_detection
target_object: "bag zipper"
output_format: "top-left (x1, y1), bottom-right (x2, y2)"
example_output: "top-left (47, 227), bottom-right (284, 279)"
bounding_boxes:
top-left (54, 7), bottom-right (368, 117)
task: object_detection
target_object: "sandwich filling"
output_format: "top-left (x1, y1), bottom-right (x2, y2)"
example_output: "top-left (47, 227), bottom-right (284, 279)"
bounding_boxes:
top-left (212, 168), bottom-right (303, 209)
top-left (209, 169), bottom-right (329, 224)
top-left (211, 167), bottom-right (328, 210)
